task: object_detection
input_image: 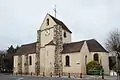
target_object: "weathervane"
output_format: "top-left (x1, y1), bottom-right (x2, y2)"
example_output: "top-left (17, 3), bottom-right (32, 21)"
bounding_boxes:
top-left (53, 5), bottom-right (57, 18)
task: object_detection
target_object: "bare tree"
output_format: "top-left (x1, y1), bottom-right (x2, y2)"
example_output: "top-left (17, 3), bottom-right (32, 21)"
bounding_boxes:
top-left (105, 29), bottom-right (120, 80)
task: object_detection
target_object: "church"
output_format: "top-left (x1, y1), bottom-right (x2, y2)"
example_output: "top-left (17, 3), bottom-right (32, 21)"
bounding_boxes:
top-left (13, 13), bottom-right (109, 75)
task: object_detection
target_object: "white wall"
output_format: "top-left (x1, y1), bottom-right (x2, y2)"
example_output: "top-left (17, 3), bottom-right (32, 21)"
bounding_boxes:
top-left (79, 41), bottom-right (90, 74)
top-left (62, 52), bottom-right (81, 73)
top-left (13, 56), bottom-right (18, 73)
top-left (39, 14), bottom-right (56, 47)
top-left (45, 45), bottom-right (55, 75)
top-left (28, 54), bottom-right (36, 74)
top-left (89, 52), bottom-right (109, 75)
top-left (62, 29), bottom-right (71, 43)
top-left (22, 55), bottom-right (25, 73)
top-left (40, 47), bottom-right (46, 73)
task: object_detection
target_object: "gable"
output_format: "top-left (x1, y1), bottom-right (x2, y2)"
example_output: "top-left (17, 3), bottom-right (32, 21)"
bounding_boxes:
top-left (39, 13), bottom-right (72, 33)
top-left (40, 14), bottom-right (56, 31)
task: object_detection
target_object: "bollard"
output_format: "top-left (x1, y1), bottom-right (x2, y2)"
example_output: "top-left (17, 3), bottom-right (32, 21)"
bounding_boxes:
top-left (59, 73), bottom-right (61, 77)
top-left (102, 70), bottom-right (104, 79)
top-left (50, 72), bottom-right (52, 77)
top-left (37, 72), bottom-right (38, 76)
top-left (43, 72), bottom-right (45, 77)
top-left (68, 73), bottom-right (70, 78)
top-left (80, 73), bottom-right (82, 78)
top-left (102, 73), bottom-right (104, 79)
top-left (21, 73), bottom-right (22, 76)
top-left (16, 73), bottom-right (17, 76)
top-left (31, 72), bottom-right (32, 76)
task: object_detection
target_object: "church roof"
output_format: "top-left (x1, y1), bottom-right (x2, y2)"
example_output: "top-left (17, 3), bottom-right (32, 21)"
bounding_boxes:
top-left (62, 39), bottom-right (107, 53)
top-left (86, 39), bottom-right (107, 52)
top-left (15, 42), bottom-right (36, 55)
top-left (48, 14), bottom-right (72, 33)
top-left (62, 40), bottom-right (84, 53)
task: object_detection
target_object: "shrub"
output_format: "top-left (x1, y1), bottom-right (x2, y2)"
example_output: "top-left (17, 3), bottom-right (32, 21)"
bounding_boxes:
top-left (86, 61), bottom-right (103, 75)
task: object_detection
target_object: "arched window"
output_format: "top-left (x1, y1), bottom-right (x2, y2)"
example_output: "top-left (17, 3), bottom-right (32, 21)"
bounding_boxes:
top-left (85, 55), bottom-right (87, 64)
top-left (94, 53), bottom-right (99, 62)
top-left (46, 18), bottom-right (49, 26)
top-left (29, 56), bottom-right (32, 65)
top-left (65, 55), bottom-right (70, 66)
top-left (64, 32), bottom-right (66, 38)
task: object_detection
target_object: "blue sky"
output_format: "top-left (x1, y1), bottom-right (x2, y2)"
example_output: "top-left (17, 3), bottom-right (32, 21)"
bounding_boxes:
top-left (0, 0), bottom-right (120, 50)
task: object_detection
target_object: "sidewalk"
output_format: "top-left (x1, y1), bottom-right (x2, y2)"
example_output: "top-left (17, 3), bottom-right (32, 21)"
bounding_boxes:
top-left (10, 74), bottom-right (105, 80)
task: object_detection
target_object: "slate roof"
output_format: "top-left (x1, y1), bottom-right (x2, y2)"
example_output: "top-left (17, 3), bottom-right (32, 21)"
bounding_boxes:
top-left (48, 14), bottom-right (72, 33)
top-left (15, 42), bottom-right (36, 55)
top-left (14, 39), bottom-right (107, 55)
top-left (86, 39), bottom-right (107, 52)
top-left (62, 40), bottom-right (84, 53)
top-left (62, 39), bottom-right (107, 53)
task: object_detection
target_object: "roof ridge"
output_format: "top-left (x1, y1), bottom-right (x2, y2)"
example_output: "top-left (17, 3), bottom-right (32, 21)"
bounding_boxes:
top-left (64, 40), bottom-right (85, 45)
top-left (48, 14), bottom-right (72, 33)
top-left (64, 39), bottom-right (96, 45)
top-left (22, 42), bottom-right (36, 46)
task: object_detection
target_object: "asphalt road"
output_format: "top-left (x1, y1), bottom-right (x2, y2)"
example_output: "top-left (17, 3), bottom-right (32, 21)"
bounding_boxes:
top-left (0, 74), bottom-right (93, 80)
top-left (0, 74), bottom-right (84, 80)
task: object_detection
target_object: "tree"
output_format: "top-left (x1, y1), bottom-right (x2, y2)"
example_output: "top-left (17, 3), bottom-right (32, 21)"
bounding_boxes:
top-left (105, 29), bottom-right (120, 79)
top-left (109, 56), bottom-right (116, 70)
top-left (7, 45), bottom-right (15, 54)
top-left (0, 52), bottom-right (6, 72)
top-left (86, 61), bottom-right (103, 75)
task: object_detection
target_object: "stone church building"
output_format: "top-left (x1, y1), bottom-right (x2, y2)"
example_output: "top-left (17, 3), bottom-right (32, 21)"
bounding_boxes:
top-left (13, 13), bottom-right (109, 75)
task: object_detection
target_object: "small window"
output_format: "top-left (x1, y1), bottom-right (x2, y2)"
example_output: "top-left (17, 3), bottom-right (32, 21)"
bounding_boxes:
top-left (64, 32), bottom-right (66, 38)
top-left (46, 18), bottom-right (49, 26)
top-left (85, 55), bottom-right (87, 64)
top-left (65, 55), bottom-right (70, 66)
top-left (29, 56), bottom-right (32, 65)
top-left (94, 53), bottom-right (99, 62)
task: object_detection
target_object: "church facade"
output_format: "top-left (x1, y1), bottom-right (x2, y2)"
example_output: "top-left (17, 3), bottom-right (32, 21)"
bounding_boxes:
top-left (13, 13), bottom-right (109, 75)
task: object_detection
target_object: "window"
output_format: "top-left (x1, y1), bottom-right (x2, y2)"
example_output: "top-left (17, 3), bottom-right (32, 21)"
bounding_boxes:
top-left (94, 53), bottom-right (99, 62)
top-left (64, 32), bottom-right (66, 38)
top-left (85, 55), bottom-right (87, 64)
top-left (46, 18), bottom-right (49, 26)
top-left (29, 56), bottom-right (32, 65)
top-left (65, 55), bottom-right (70, 66)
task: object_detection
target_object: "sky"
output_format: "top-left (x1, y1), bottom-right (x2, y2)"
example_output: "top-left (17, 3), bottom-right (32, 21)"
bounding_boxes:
top-left (0, 0), bottom-right (120, 50)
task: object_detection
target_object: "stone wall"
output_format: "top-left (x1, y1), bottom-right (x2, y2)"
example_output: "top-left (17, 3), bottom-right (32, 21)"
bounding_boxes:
top-left (53, 25), bottom-right (63, 75)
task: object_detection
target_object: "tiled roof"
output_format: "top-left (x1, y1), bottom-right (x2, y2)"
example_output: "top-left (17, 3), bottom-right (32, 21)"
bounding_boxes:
top-left (15, 42), bottom-right (36, 55)
top-left (62, 39), bottom-right (107, 53)
top-left (86, 39), bottom-right (107, 52)
top-left (14, 39), bottom-right (107, 55)
top-left (49, 14), bottom-right (72, 33)
top-left (62, 40), bottom-right (84, 53)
